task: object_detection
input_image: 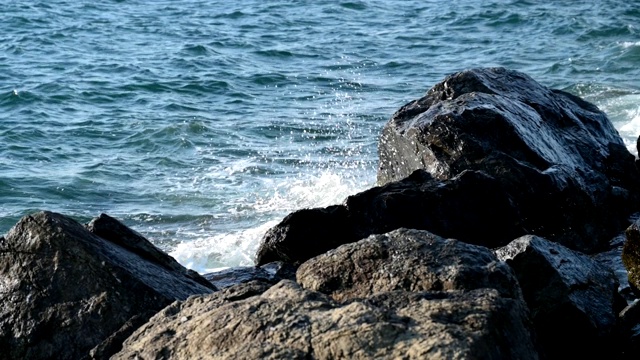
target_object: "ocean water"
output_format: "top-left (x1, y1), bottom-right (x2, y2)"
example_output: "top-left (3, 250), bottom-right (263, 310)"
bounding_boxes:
top-left (2, 0), bottom-right (639, 272)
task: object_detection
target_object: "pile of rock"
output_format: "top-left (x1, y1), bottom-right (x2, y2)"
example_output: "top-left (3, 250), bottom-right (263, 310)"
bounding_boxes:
top-left (3, 68), bottom-right (640, 359)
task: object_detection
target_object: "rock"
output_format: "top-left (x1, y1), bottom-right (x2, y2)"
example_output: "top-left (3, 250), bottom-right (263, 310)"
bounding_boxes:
top-left (256, 68), bottom-right (640, 265)
top-left (592, 237), bottom-right (636, 304)
top-left (496, 235), bottom-right (623, 359)
top-left (256, 169), bottom-right (522, 266)
top-left (114, 280), bottom-right (539, 360)
top-left (203, 261), bottom-right (296, 289)
top-left (0, 211), bottom-right (215, 360)
top-left (378, 67), bottom-right (639, 252)
top-left (86, 213), bottom-right (214, 290)
top-left (619, 300), bottom-right (640, 359)
top-left (623, 218), bottom-right (640, 296)
top-left (297, 228), bottom-right (521, 302)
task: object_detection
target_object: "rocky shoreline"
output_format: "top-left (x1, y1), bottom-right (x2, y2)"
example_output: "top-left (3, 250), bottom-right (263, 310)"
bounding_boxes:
top-left (3, 68), bottom-right (640, 359)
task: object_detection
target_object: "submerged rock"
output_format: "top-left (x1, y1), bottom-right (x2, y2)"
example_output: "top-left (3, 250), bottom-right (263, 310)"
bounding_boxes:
top-left (256, 68), bottom-right (640, 266)
top-left (496, 235), bottom-right (623, 359)
top-left (114, 280), bottom-right (539, 360)
top-left (297, 228), bottom-right (521, 301)
top-left (0, 211), bottom-right (215, 360)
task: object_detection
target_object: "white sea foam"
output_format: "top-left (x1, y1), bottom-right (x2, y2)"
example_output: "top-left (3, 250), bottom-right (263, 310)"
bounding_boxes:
top-left (620, 41), bottom-right (640, 48)
top-left (170, 220), bottom-right (278, 273)
top-left (594, 92), bottom-right (640, 155)
top-left (169, 169), bottom-right (374, 273)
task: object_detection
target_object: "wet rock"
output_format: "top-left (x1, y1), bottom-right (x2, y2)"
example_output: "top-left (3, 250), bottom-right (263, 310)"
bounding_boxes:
top-left (256, 68), bottom-right (640, 266)
top-left (297, 228), bottom-right (521, 302)
top-left (203, 261), bottom-right (296, 289)
top-left (378, 67), bottom-right (639, 252)
top-left (256, 169), bottom-right (522, 266)
top-left (0, 211), bottom-right (215, 360)
top-left (496, 235), bottom-right (623, 359)
top-left (114, 280), bottom-right (539, 360)
top-left (623, 218), bottom-right (640, 296)
top-left (592, 236), bottom-right (636, 304)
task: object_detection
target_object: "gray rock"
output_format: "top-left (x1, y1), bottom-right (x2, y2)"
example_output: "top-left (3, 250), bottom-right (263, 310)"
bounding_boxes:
top-left (0, 211), bottom-right (215, 360)
top-left (297, 228), bottom-right (521, 301)
top-left (114, 280), bottom-right (539, 360)
top-left (496, 235), bottom-right (622, 359)
top-left (86, 213), bottom-right (214, 290)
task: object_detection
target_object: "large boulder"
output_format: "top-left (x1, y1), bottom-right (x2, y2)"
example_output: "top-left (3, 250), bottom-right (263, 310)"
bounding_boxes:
top-left (377, 67), bottom-right (639, 251)
top-left (495, 235), bottom-right (623, 359)
top-left (256, 68), bottom-right (640, 266)
top-left (0, 211), bottom-right (216, 360)
top-left (296, 228), bottom-right (521, 301)
top-left (114, 280), bottom-right (539, 360)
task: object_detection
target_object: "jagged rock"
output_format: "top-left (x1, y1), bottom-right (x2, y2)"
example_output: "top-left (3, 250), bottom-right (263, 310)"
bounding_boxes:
top-left (0, 211), bottom-right (215, 360)
top-left (623, 218), bottom-right (640, 296)
top-left (297, 228), bottom-right (521, 302)
top-left (203, 261), bottom-right (296, 289)
top-left (256, 68), bottom-right (640, 266)
top-left (496, 235), bottom-right (623, 359)
top-left (113, 280), bottom-right (539, 360)
top-left (378, 67), bottom-right (639, 251)
top-left (86, 213), bottom-right (213, 289)
top-left (256, 169), bottom-right (521, 266)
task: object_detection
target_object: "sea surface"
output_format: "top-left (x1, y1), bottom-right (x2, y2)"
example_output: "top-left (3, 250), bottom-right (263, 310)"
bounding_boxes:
top-left (2, 0), bottom-right (639, 272)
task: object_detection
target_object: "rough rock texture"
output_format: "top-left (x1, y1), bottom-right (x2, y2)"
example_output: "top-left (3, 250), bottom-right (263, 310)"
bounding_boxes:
top-left (297, 228), bottom-right (521, 302)
top-left (113, 280), bottom-right (539, 360)
top-left (256, 68), bottom-right (640, 266)
top-left (256, 169), bottom-right (521, 266)
top-left (0, 211), bottom-right (215, 360)
top-left (496, 235), bottom-right (623, 359)
top-left (377, 67), bottom-right (639, 250)
top-left (86, 213), bottom-right (214, 290)
top-left (203, 261), bottom-right (297, 289)
top-left (623, 218), bottom-right (640, 296)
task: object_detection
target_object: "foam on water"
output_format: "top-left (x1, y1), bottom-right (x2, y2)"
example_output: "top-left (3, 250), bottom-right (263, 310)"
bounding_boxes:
top-left (573, 84), bottom-right (640, 154)
top-left (169, 169), bottom-right (373, 273)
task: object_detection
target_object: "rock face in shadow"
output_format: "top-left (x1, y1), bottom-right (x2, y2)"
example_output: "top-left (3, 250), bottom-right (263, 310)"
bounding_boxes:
top-left (114, 281), bottom-right (539, 360)
top-left (296, 228), bottom-right (521, 302)
top-left (256, 170), bottom-right (524, 266)
top-left (0, 211), bottom-right (215, 360)
top-left (256, 68), bottom-right (640, 266)
top-left (496, 235), bottom-right (623, 359)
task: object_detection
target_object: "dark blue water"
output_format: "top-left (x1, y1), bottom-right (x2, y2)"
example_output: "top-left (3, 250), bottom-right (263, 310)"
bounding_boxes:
top-left (2, 0), bottom-right (639, 271)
